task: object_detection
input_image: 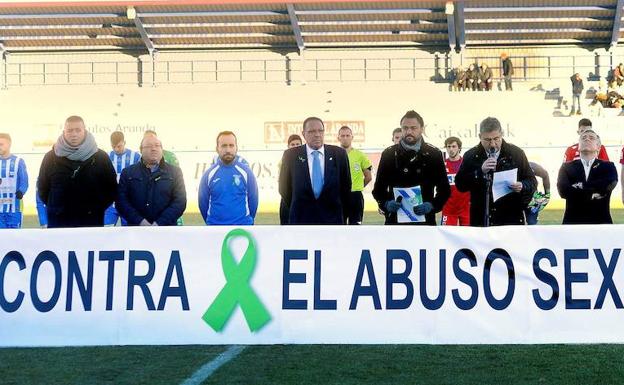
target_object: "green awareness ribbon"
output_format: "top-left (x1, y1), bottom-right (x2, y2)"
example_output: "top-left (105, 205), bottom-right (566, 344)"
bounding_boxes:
top-left (202, 228), bottom-right (271, 332)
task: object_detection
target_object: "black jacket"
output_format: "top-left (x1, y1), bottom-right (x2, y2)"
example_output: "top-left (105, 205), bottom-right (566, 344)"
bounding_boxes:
top-left (116, 159), bottom-right (187, 226)
top-left (372, 140), bottom-right (450, 225)
top-left (558, 159), bottom-right (617, 224)
top-left (502, 58), bottom-right (514, 76)
top-left (479, 67), bottom-right (493, 82)
top-left (571, 75), bottom-right (584, 95)
top-left (455, 140), bottom-right (537, 226)
top-left (37, 149), bottom-right (117, 228)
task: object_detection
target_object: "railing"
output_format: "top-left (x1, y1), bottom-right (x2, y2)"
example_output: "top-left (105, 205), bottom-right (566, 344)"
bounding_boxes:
top-left (0, 52), bottom-right (619, 89)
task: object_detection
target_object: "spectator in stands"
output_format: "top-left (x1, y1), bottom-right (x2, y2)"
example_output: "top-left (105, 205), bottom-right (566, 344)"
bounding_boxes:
top-left (451, 67), bottom-right (466, 91)
top-left (280, 134), bottom-right (302, 224)
top-left (117, 133), bottom-right (186, 226)
top-left (37, 115), bottom-right (117, 228)
top-left (570, 73), bottom-right (584, 115)
top-left (563, 118), bottom-right (609, 162)
top-left (478, 63), bottom-right (493, 91)
top-left (609, 63), bottom-right (624, 88)
top-left (104, 131), bottom-right (140, 226)
top-left (338, 125), bottom-right (372, 225)
top-left (0, 133), bottom-right (28, 228)
top-left (373, 110), bottom-right (450, 225)
top-left (441, 136), bottom-right (470, 226)
top-left (199, 131), bottom-right (258, 225)
top-left (558, 130), bottom-right (617, 224)
top-left (144, 129), bottom-right (184, 225)
top-left (501, 53), bottom-right (513, 91)
top-left (455, 117), bottom-right (537, 226)
top-left (466, 64), bottom-right (478, 91)
top-left (279, 117), bottom-right (351, 224)
top-left (525, 162), bottom-right (550, 225)
top-left (392, 127), bottom-right (402, 144)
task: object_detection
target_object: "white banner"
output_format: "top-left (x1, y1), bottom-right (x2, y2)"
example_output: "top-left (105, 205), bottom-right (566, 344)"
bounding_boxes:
top-left (1, 225), bottom-right (624, 346)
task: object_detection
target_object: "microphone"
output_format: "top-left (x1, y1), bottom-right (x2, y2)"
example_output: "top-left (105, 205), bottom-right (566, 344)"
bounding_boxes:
top-left (487, 147), bottom-right (497, 177)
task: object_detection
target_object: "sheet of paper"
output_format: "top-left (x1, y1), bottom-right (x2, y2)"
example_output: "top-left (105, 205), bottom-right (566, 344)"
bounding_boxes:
top-left (492, 168), bottom-right (517, 202)
top-left (393, 185), bottom-right (425, 223)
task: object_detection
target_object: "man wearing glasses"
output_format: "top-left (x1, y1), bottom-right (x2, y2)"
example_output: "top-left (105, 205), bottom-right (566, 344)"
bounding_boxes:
top-left (279, 117), bottom-right (351, 224)
top-left (116, 134), bottom-right (186, 226)
top-left (455, 117), bottom-right (536, 226)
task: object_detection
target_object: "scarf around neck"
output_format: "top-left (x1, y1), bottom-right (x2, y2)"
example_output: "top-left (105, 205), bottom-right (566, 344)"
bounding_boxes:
top-left (54, 131), bottom-right (98, 161)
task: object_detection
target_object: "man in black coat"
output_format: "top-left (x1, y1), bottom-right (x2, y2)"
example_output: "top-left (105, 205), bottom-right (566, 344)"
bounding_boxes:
top-left (279, 117), bottom-right (351, 225)
top-left (501, 53), bottom-right (513, 91)
top-left (372, 110), bottom-right (450, 225)
top-left (37, 116), bottom-right (117, 228)
top-left (558, 130), bottom-right (617, 224)
top-left (455, 117), bottom-right (537, 226)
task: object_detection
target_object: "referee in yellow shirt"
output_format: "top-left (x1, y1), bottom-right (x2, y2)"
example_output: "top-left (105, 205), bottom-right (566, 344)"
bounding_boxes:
top-left (338, 126), bottom-right (372, 225)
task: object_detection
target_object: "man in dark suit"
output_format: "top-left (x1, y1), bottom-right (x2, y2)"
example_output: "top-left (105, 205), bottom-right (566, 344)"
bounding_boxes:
top-left (279, 117), bottom-right (351, 224)
top-left (558, 130), bottom-right (617, 224)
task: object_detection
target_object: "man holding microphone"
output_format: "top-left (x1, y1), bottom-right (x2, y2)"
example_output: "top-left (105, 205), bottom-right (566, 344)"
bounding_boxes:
top-left (455, 117), bottom-right (536, 226)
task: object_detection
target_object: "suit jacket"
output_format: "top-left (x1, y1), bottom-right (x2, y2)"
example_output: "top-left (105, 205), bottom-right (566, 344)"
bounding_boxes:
top-left (557, 159), bottom-right (617, 224)
top-left (279, 144), bottom-right (351, 224)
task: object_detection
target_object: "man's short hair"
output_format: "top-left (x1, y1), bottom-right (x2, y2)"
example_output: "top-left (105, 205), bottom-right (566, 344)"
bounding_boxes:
top-left (581, 129), bottom-right (601, 146)
top-left (287, 134), bottom-right (302, 145)
top-left (578, 118), bottom-right (592, 128)
top-left (65, 115), bottom-right (85, 126)
top-left (110, 131), bottom-right (124, 146)
top-left (444, 136), bottom-right (462, 148)
top-left (479, 117), bottom-right (502, 134)
top-left (0, 133), bottom-right (11, 142)
top-left (400, 110), bottom-right (424, 128)
top-left (216, 130), bottom-right (237, 146)
top-left (338, 125), bottom-right (352, 134)
top-left (392, 127), bottom-right (402, 136)
top-left (144, 129), bottom-right (158, 137)
top-left (303, 117), bottom-right (324, 132)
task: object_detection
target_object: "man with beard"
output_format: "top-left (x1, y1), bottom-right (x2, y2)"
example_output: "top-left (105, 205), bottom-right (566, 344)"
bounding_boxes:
top-left (199, 131), bottom-right (258, 225)
top-left (373, 110), bottom-right (450, 225)
top-left (37, 115), bottom-right (117, 228)
top-left (338, 125), bottom-right (372, 225)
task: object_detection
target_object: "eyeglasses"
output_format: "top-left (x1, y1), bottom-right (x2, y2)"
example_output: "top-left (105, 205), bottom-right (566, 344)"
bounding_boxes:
top-left (480, 136), bottom-right (502, 143)
top-left (142, 144), bottom-right (162, 150)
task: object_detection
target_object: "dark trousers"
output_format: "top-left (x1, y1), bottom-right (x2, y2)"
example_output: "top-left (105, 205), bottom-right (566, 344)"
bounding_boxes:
top-left (504, 75), bottom-right (512, 90)
top-left (279, 199), bottom-right (290, 225)
top-left (346, 191), bottom-right (364, 225)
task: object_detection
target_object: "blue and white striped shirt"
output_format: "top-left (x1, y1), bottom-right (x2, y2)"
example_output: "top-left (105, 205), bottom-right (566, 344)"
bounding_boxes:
top-left (0, 155), bottom-right (28, 213)
top-left (109, 149), bottom-right (141, 181)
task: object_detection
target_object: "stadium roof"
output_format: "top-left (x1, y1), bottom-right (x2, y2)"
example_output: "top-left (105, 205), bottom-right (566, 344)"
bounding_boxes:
top-left (0, 0), bottom-right (622, 53)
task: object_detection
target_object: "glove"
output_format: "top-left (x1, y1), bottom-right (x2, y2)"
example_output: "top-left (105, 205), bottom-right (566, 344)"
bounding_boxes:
top-left (384, 200), bottom-right (402, 213)
top-left (413, 202), bottom-right (434, 215)
top-left (529, 192), bottom-right (550, 214)
top-left (15, 191), bottom-right (23, 199)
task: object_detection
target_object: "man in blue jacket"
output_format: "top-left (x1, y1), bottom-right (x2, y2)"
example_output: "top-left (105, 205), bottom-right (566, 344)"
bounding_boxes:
top-left (116, 134), bottom-right (186, 226)
top-left (198, 131), bottom-right (258, 225)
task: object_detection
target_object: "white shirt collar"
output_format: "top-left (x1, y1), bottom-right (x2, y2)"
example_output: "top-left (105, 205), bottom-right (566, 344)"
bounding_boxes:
top-left (306, 144), bottom-right (324, 158)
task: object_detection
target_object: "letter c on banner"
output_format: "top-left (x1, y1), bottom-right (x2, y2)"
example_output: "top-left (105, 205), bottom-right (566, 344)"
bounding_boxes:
top-left (0, 251), bottom-right (26, 313)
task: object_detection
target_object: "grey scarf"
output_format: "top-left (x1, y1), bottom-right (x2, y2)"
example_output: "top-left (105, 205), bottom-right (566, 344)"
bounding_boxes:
top-left (400, 138), bottom-right (422, 152)
top-left (54, 131), bottom-right (98, 161)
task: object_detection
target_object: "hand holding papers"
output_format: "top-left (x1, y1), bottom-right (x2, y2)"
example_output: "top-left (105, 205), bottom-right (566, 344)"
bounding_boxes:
top-left (492, 168), bottom-right (518, 202)
top-left (393, 186), bottom-right (425, 223)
